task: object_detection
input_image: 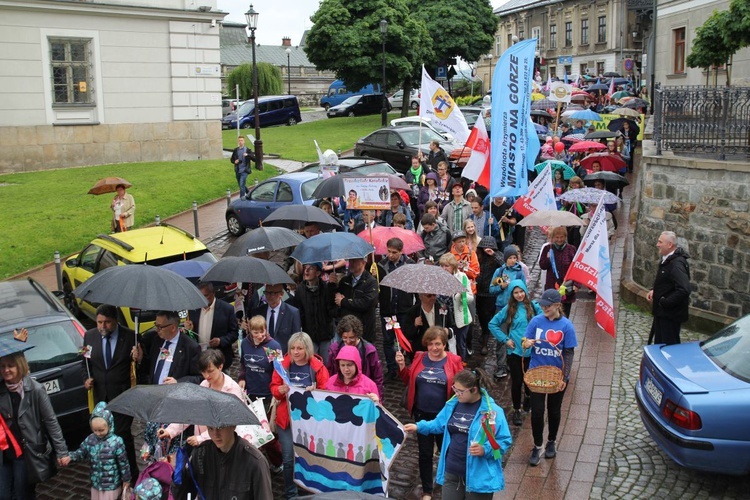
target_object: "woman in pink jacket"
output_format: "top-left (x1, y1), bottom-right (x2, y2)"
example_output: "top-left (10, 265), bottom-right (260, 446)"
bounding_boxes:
top-left (325, 345), bottom-right (380, 403)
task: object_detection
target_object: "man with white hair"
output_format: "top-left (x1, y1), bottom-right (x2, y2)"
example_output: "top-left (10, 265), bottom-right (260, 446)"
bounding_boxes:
top-left (646, 231), bottom-right (691, 345)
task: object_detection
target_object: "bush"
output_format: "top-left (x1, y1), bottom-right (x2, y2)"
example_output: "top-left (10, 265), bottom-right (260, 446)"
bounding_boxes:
top-left (455, 95), bottom-right (481, 106)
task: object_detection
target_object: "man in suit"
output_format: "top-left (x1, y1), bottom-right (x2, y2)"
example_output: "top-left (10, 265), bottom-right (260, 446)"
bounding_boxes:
top-left (135, 311), bottom-right (202, 386)
top-left (184, 282), bottom-right (238, 371)
top-left (250, 283), bottom-right (301, 353)
top-left (402, 292), bottom-right (454, 354)
top-left (82, 304), bottom-right (139, 477)
top-left (331, 257), bottom-right (379, 343)
top-left (350, 209), bottom-right (378, 235)
top-left (230, 136), bottom-right (255, 198)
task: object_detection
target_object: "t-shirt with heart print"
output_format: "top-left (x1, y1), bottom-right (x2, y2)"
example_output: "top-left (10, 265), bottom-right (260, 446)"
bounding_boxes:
top-left (524, 315), bottom-right (578, 370)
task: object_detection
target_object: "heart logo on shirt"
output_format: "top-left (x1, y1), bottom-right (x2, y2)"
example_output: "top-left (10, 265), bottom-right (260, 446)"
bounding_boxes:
top-left (545, 329), bottom-right (563, 346)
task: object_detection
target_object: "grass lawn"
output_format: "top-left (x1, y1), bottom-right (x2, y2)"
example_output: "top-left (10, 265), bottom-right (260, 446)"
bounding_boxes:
top-left (0, 160), bottom-right (276, 280)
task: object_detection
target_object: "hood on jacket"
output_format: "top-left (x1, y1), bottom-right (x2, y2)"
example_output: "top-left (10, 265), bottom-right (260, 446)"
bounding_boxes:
top-left (91, 401), bottom-right (115, 438)
top-left (668, 246), bottom-right (690, 261)
top-left (425, 172), bottom-right (439, 185)
top-left (335, 345), bottom-right (362, 380)
top-left (508, 279), bottom-right (528, 296)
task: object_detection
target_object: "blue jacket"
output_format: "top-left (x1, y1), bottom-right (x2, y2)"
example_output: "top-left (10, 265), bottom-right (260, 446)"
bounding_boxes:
top-left (489, 264), bottom-right (526, 309)
top-left (416, 389), bottom-right (512, 493)
top-left (488, 280), bottom-right (543, 357)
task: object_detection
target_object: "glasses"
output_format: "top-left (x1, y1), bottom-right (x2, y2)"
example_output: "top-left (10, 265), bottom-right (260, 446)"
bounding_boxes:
top-left (154, 323), bottom-right (175, 331)
top-left (452, 385), bottom-right (471, 396)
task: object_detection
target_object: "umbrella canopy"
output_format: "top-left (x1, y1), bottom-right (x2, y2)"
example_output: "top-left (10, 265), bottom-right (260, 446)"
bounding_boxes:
top-left (560, 133), bottom-right (585, 143)
top-left (611, 107), bottom-right (641, 118)
top-left (611, 91), bottom-right (632, 102)
top-left (0, 337), bottom-right (35, 358)
top-left (201, 256), bottom-right (293, 285)
top-left (569, 109), bottom-right (602, 122)
top-left (518, 210), bottom-right (584, 227)
top-left (568, 141), bottom-right (607, 153)
top-left (534, 160), bottom-right (568, 174)
top-left (581, 153), bottom-right (627, 173)
top-left (622, 98), bottom-right (648, 110)
top-left (290, 233), bottom-right (374, 264)
top-left (583, 171), bottom-right (629, 189)
top-left (584, 130), bottom-right (619, 140)
top-left (603, 72), bottom-right (621, 78)
top-left (586, 84), bottom-right (609, 95)
top-left (570, 94), bottom-right (592, 103)
top-left (357, 226), bottom-right (425, 255)
top-left (558, 187), bottom-right (620, 205)
top-left (223, 227), bottom-right (305, 257)
top-left (607, 118), bottom-right (640, 136)
top-left (541, 163), bottom-right (577, 180)
top-left (74, 265), bottom-right (208, 311)
top-left (534, 123), bottom-right (548, 134)
top-left (379, 264), bottom-right (467, 296)
top-left (609, 77), bottom-right (631, 86)
top-left (531, 99), bottom-right (557, 110)
top-left (107, 383), bottom-right (259, 427)
top-left (160, 260), bottom-right (214, 280)
top-left (88, 177), bottom-right (132, 196)
top-left (367, 172), bottom-right (411, 192)
top-left (263, 205), bottom-right (342, 231)
top-left (530, 110), bottom-right (553, 118)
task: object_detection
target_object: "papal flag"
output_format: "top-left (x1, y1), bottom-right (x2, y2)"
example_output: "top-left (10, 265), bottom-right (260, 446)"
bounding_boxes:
top-left (419, 66), bottom-right (470, 143)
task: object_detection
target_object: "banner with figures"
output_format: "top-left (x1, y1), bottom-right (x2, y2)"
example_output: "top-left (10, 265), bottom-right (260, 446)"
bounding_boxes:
top-left (511, 163), bottom-right (556, 217)
top-left (288, 387), bottom-right (406, 495)
top-left (563, 197), bottom-right (616, 337)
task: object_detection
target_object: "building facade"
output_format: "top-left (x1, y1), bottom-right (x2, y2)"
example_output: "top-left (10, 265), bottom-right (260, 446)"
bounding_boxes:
top-left (0, 0), bottom-right (226, 173)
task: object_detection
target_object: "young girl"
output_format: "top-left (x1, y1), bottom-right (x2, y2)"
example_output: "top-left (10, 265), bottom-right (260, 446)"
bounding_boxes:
top-left (462, 219), bottom-right (481, 254)
top-left (552, 168), bottom-right (567, 208)
top-left (489, 247), bottom-right (527, 380)
top-left (488, 280), bottom-right (543, 426)
top-left (62, 402), bottom-right (131, 500)
top-left (325, 345), bottom-right (380, 402)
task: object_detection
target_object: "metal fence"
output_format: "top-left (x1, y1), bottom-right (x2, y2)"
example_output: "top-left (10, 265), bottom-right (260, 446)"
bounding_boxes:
top-left (653, 84), bottom-right (750, 161)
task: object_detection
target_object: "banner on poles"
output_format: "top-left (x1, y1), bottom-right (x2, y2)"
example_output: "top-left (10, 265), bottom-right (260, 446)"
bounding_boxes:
top-left (512, 164), bottom-right (556, 217)
top-left (342, 177), bottom-right (391, 210)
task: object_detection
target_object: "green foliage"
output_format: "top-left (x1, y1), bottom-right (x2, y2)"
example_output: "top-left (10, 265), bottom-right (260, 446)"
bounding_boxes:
top-left (226, 63), bottom-right (283, 99)
top-left (455, 95), bottom-right (481, 106)
top-left (728, 0), bottom-right (750, 48)
top-left (686, 10), bottom-right (736, 70)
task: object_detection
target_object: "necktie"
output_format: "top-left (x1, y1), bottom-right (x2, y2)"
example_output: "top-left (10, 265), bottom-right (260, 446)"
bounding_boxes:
top-left (105, 335), bottom-right (113, 369)
top-left (154, 340), bottom-right (172, 383)
top-left (268, 309), bottom-right (276, 337)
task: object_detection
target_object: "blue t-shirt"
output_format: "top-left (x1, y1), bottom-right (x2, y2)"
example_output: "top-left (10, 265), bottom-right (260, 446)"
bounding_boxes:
top-left (288, 362), bottom-right (314, 388)
top-left (445, 399), bottom-right (482, 476)
top-left (524, 314), bottom-right (578, 370)
top-left (415, 357), bottom-right (448, 414)
top-left (241, 337), bottom-right (282, 397)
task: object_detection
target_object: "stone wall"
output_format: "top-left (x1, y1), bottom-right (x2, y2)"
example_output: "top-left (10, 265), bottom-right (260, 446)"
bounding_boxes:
top-left (0, 121), bottom-right (223, 173)
top-left (632, 143), bottom-right (750, 324)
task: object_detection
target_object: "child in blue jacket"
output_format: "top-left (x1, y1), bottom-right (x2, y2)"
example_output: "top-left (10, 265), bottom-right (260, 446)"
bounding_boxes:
top-left (488, 247), bottom-right (527, 379)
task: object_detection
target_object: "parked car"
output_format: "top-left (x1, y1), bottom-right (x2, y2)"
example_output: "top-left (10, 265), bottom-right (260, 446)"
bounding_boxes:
top-left (319, 80), bottom-right (381, 110)
top-left (225, 172), bottom-right (324, 236)
top-left (222, 98), bottom-right (243, 116)
top-left (62, 225), bottom-right (217, 332)
top-left (388, 89), bottom-right (420, 109)
top-left (327, 94), bottom-right (390, 118)
top-left (635, 314), bottom-right (750, 475)
top-left (299, 157), bottom-right (400, 176)
top-left (0, 278), bottom-right (88, 447)
top-left (221, 95), bottom-right (301, 129)
top-left (390, 116), bottom-right (459, 144)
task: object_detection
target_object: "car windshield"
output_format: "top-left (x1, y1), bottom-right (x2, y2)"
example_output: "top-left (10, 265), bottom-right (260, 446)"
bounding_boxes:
top-left (341, 96), bottom-right (360, 106)
top-left (0, 322), bottom-right (83, 372)
top-left (700, 316), bottom-right (750, 383)
top-left (145, 250), bottom-right (217, 267)
top-left (398, 129), bottom-right (444, 146)
top-left (301, 178), bottom-right (324, 200)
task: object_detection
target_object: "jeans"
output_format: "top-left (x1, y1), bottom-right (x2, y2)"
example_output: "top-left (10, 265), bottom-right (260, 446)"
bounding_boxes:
top-left (494, 340), bottom-right (508, 376)
top-left (507, 354), bottom-right (530, 410)
top-left (442, 472), bottom-right (494, 500)
top-left (313, 339), bottom-right (331, 365)
top-left (0, 457), bottom-right (35, 500)
top-left (454, 325), bottom-right (470, 360)
top-left (277, 425), bottom-right (298, 499)
top-left (530, 387), bottom-right (567, 447)
top-left (414, 409), bottom-right (443, 494)
top-left (236, 170), bottom-right (248, 198)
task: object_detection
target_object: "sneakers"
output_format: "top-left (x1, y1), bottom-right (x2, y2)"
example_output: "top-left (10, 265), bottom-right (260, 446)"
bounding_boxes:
top-left (544, 441), bottom-right (557, 459)
top-left (270, 464), bottom-right (283, 474)
top-left (529, 446), bottom-right (541, 466)
top-left (466, 347), bottom-right (474, 356)
top-left (494, 370), bottom-right (508, 380)
top-left (512, 409), bottom-right (522, 426)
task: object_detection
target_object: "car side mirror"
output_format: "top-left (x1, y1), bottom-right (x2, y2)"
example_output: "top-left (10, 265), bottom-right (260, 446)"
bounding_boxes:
top-left (65, 259), bottom-right (77, 268)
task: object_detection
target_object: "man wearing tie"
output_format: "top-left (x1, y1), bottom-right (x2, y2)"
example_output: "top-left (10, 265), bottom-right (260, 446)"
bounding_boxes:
top-left (135, 311), bottom-right (201, 385)
top-left (82, 304), bottom-right (139, 477)
top-left (184, 283), bottom-right (238, 371)
top-left (250, 283), bottom-right (301, 353)
top-left (230, 136), bottom-right (256, 198)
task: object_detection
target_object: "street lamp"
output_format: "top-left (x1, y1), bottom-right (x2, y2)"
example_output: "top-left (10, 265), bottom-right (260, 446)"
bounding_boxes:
top-left (285, 47), bottom-right (292, 95)
top-left (380, 19), bottom-right (388, 127)
top-left (245, 4), bottom-right (263, 170)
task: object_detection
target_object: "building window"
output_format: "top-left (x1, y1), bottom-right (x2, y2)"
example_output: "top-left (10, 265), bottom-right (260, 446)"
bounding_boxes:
top-left (581, 19), bottom-right (589, 45)
top-left (519, 29), bottom-right (525, 40)
top-left (507, 33), bottom-right (513, 47)
top-left (495, 35), bottom-right (502, 56)
top-left (550, 66), bottom-right (557, 78)
top-left (673, 27), bottom-right (686, 74)
top-left (598, 16), bottom-right (606, 43)
top-left (50, 38), bottom-right (93, 105)
top-left (565, 22), bottom-right (572, 47)
top-left (596, 61), bottom-right (605, 76)
top-left (532, 27), bottom-right (541, 42)
top-left (580, 63), bottom-right (588, 76)
top-left (550, 24), bottom-right (557, 49)
top-left (564, 65), bottom-right (572, 77)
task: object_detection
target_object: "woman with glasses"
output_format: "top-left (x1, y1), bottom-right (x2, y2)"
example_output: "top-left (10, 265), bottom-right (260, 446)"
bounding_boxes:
top-left (404, 368), bottom-right (511, 500)
top-left (395, 326), bottom-right (464, 500)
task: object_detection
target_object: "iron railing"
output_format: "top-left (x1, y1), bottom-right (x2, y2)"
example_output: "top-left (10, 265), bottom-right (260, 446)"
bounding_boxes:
top-left (653, 84), bottom-right (750, 161)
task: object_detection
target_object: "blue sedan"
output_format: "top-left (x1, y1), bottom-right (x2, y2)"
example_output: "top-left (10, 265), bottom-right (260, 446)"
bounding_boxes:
top-left (635, 314), bottom-right (750, 475)
top-left (225, 172), bottom-right (323, 236)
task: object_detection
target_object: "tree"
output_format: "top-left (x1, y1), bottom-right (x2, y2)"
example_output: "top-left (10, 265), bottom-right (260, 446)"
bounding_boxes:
top-left (226, 63), bottom-right (283, 99)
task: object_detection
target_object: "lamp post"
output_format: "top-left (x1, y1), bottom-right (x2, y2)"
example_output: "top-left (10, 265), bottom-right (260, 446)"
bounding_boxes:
top-left (485, 53), bottom-right (494, 95)
top-left (285, 47), bottom-right (292, 94)
top-left (245, 4), bottom-right (262, 170)
top-left (380, 19), bottom-right (388, 127)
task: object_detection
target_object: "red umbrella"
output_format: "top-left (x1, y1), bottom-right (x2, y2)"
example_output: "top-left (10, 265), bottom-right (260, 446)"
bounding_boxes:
top-left (357, 226), bottom-right (425, 255)
top-left (580, 152), bottom-right (627, 173)
top-left (568, 141), bottom-right (607, 153)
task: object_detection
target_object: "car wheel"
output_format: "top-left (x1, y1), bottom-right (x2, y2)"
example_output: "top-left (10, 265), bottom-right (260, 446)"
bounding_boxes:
top-left (348, 111), bottom-right (355, 117)
top-left (287, 117), bottom-right (297, 126)
top-left (242, 122), bottom-right (252, 129)
top-left (226, 213), bottom-right (245, 236)
top-left (410, 100), bottom-right (418, 110)
top-left (323, 104), bottom-right (330, 111)
top-left (62, 277), bottom-right (81, 317)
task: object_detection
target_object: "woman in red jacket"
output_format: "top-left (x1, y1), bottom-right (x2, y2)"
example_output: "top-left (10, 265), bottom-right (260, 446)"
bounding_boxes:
top-left (395, 326), bottom-right (464, 500)
top-left (270, 332), bottom-right (329, 499)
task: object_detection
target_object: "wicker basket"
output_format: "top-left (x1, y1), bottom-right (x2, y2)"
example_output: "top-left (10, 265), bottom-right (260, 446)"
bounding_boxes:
top-left (523, 345), bottom-right (564, 394)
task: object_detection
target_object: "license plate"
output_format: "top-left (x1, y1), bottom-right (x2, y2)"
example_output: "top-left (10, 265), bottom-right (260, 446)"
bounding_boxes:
top-left (644, 376), bottom-right (663, 406)
top-left (43, 379), bottom-right (61, 395)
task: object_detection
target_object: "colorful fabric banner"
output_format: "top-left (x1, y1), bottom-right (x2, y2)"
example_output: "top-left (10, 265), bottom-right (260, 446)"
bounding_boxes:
top-left (419, 66), bottom-right (470, 143)
top-left (563, 197), bottom-right (616, 337)
top-left (511, 164), bottom-right (556, 217)
top-left (490, 38), bottom-right (537, 198)
top-left (462, 116), bottom-right (491, 188)
top-left (526, 117), bottom-right (541, 171)
top-left (343, 177), bottom-right (391, 210)
top-left (288, 387), bottom-right (406, 495)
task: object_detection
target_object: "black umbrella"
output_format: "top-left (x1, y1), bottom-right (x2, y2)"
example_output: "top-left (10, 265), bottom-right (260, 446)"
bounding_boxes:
top-left (530, 109), bottom-right (553, 118)
top-left (310, 172), bottom-right (362, 199)
top-left (586, 84), bottom-right (609, 95)
top-left (223, 227), bottom-right (305, 257)
top-left (201, 256), bottom-right (293, 285)
top-left (607, 118), bottom-right (640, 136)
top-left (603, 72), bottom-right (621, 78)
top-left (583, 171), bottom-right (630, 189)
top-left (622, 98), bottom-right (648, 110)
top-left (585, 130), bottom-right (619, 140)
top-left (263, 205), bottom-right (342, 231)
top-left (107, 383), bottom-right (259, 427)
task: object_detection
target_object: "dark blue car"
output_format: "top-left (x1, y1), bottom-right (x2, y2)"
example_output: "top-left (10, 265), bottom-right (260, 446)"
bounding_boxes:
top-left (221, 95), bottom-right (302, 129)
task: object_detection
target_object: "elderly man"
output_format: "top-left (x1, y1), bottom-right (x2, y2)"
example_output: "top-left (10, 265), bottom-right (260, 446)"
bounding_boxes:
top-left (251, 284), bottom-right (301, 353)
top-left (136, 311), bottom-right (201, 385)
top-left (331, 257), bottom-right (379, 342)
top-left (647, 231), bottom-right (691, 345)
top-left (185, 282), bottom-right (238, 371)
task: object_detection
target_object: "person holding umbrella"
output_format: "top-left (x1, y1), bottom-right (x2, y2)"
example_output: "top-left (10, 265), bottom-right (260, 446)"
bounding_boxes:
top-left (110, 184), bottom-right (135, 232)
top-left (330, 258), bottom-right (379, 343)
top-left (0, 338), bottom-right (69, 498)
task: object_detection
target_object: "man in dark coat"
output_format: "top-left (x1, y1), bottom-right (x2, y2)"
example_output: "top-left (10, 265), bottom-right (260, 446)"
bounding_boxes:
top-left (288, 263), bottom-right (336, 362)
top-left (647, 231), bottom-right (691, 345)
top-left (230, 136), bottom-right (255, 198)
top-left (332, 257), bottom-right (379, 342)
top-left (135, 311), bottom-right (202, 385)
top-left (250, 283), bottom-right (302, 354)
top-left (185, 282), bottom-right (238, 371)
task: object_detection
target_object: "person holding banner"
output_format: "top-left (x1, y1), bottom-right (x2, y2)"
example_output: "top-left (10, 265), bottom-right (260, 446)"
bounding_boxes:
top-left (539, 227), bottom-right (579, 317)
top-left (404, 368), bottom-right (512, 500)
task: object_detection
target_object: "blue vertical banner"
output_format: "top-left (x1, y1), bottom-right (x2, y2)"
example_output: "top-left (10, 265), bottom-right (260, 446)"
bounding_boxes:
top-left (490, 38), bottom-right (537, 197)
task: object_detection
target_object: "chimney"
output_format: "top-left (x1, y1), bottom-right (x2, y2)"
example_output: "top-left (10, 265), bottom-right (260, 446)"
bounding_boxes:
top-left (282, 37), bottom-right (292, 47)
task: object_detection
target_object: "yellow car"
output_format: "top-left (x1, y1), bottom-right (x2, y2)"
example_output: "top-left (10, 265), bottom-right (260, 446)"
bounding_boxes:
top-left (62, 224), bottom-right (217, 332)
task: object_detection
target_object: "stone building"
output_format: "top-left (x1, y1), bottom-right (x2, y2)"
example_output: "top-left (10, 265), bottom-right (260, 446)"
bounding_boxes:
top-left (0, 0), bottom-right (227, 173)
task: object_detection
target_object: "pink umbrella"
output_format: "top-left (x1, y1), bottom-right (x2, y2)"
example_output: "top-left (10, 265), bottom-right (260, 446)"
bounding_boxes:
top-left (568, 141), bottom-right (607, 153)
top-left (357, 226), bottom-right (425, 255)
top-left (580, 152), bottom-right (627, 173)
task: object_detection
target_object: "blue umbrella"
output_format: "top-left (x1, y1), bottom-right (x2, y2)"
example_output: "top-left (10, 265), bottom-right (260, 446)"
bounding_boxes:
top-left (534, 123), bottom-right (548, 134)
top-left (161, 260), bottom-right (214, 279)
top-left (290, 233), bottom-right (374, 264)
top-left (569, 109), bottom-right (602, 122)
top-left (0, 337), bottom-right (35, 358)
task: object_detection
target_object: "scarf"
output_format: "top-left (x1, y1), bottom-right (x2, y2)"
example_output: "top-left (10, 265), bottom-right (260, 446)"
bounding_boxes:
top-left (6, 381), bottom-right (23, 400)
top-left (409, 164), bottom-right (423, 184)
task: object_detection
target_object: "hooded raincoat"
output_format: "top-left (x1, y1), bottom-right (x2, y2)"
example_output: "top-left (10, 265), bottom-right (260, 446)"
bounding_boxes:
top-left (488, 280), bottom-right (543, 358)
top-left (324, 345), bottom-right (380, 396)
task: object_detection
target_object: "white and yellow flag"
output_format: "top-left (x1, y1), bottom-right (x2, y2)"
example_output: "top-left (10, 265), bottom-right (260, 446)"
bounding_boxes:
top-left (419, 66), bottom-right (470, 143)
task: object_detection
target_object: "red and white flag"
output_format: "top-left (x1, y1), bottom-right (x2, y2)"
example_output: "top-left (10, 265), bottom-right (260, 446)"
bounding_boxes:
top-left (511, 164), bottom-right (556, 217)
top-left (563, 196), bottom-right (616, 337)
top-left (606, 77), bottom-right (616, 98)
top-left (462, 117), bottom-right (490, 189)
